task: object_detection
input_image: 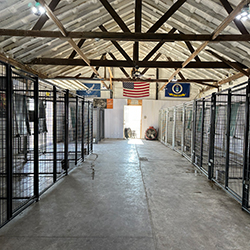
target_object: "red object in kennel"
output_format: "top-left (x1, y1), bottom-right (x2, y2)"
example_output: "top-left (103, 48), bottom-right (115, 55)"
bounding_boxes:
top-left (145, 126), bottom-right (158, 140)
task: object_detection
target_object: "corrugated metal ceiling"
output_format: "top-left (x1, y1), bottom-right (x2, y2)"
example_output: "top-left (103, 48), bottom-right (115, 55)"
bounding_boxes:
top-left (0, 0), bottom-right (250, 93)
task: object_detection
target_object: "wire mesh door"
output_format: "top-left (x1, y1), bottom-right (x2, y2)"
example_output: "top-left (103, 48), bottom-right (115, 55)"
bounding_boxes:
top-left (0, 63), bottom-right (7, 226)
top-left (162, 110), bottom-right (167, 144)
top-left (12, 71), bottom-right (35, 213)
top-left (174, 106), bottom-right (183, 152)
top-left (167, 108), bottom-right (174, 147)
top-left (56, 91), bottom-right (66, 178)
top-left (213, 94), bottom-right (227, 186)
top-left (37, 83), bottom-right (54, 193)
top-left (77, 99), bottom-right (83, 162)
top-left (194, 100), bottom-right (203, 168)
top-left (227, 88), bottom-right (245, 198)
top-left (201, 99), bottom-right (212, 173)
top-left (183, 102), bottom-right (193, 160)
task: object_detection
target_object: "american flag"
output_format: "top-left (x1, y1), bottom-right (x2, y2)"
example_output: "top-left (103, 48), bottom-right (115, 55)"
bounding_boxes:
top-left (123, 82), bottom-right (150, 98)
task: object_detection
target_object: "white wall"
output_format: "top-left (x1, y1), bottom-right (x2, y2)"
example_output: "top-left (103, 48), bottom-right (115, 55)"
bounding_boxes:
top-left (104, 99), bottom-right (185, 139)
top-left (104, 99), bottom-right (127, 138)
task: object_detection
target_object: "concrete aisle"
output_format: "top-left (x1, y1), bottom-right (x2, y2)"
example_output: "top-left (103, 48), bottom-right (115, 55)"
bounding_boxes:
top-left (0, 139), bottom-right (250, 250)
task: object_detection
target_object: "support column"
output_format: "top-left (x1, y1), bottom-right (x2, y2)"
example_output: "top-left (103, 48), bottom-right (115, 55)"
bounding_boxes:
top-left (75, 96), bottom-right (78, 165)
top-left (225, 89), bottom-right (231, 188)
top-left (242, 80), bottom-right (250, 209)
top-left (208, 93), bottom-right (216, 180)
top-left (64, 90), bottom-right (69, 175)
top-left (6, 63), bottom-right (13, 219)
top-left (53, 86), bottom-right (57, 183)
top-left (34, 76), bottom-right (39, 200)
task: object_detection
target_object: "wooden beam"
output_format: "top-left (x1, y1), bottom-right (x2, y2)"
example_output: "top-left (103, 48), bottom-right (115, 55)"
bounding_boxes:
top-left (100, 0), bottom-right (130, 32)
top-left (217, 70), bottom-right (249, 85)
top-left (206, 49), bottom-right (250, 76)
top-left (167, 56), bottom-right (185, 80)
top-left (99, 25), bottom-right (134, 67)
top-left (90, 53), bottom-right (106, 78)
top-left (32, 0), bottom-right (61, 30)
top-left (53, 76), bottom-right (218, 83)
top-left (142, 28), bottom-right (176, 62)
top-left (2, 29), bottom-right (250, 41)
top-left (68, 39), bottom-right (86, 59)
top-left (108, 52), bottom-right (130, 78)
top-left (159, 0), bottom-right (250, 91)
top-left (0, 52), bottom-right (47, 78)
top-left (141, 53), bottom-right (161, 75)
top-left (134, 0), bottom-right (142, 63)
top-left (147, 0), bottom-right (187, 33)
top-left (29, 58), bottom-right (246, 68)
top-left (108, 67), bottom-right (113, 90)
top-left (179, 31), bottom-right (201, 62)
top-left (219, 0), bottom-right (249, 34)
top-left (37, 0), bottom-right (109, 89)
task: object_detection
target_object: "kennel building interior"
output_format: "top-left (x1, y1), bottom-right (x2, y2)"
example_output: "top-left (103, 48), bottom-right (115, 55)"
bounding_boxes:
top-left (0, 59), bottom-right (104, 228)
top-left (159, 80), bottom-right (250, 214)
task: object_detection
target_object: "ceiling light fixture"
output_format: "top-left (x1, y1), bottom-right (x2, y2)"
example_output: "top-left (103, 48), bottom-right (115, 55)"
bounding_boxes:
top-left (28, 2), bottom-right (46, 16)
top-left (236, 4), bottom-right (250, 21)
top-left (172, 75), bottom-right (177, 82)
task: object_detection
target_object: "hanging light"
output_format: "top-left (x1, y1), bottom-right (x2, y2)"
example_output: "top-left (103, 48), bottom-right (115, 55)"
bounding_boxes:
top-left (236, 4), bottom-right (250, 21)
top-left (28, 2), bottom-right (46, 16)
top-left (172, 75), bottom-right (177, 82)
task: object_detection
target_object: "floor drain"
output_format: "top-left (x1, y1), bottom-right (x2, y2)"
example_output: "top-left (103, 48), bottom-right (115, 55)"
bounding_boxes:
top-left (139, 157), bottom-right (148, 161)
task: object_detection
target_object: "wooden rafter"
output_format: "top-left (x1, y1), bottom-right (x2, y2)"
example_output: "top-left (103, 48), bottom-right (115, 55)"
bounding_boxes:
top-left (29, 58), bottom-right (247, 69)
top-left (99, 25), bottom-right (134, 67)
top-left (206, 49), bottom-right (250, 76)
top-left (141, 53), bottom-right (161, 75)
top-left (32, 0), bottom-right (61, 30)
top-left (134, 0), bottom-right (142, 63)
top-left (147, 0), bottom-right (186, 33)
top-left (53, 76), bottom-right (217, 83)
top-left (100, 0), bottom-right (130, 32)
top-left (0, 52), bottom-right (47, 78)
top-left (159, 0), bottom-right (250, 91)
top-left (2, 29), bottom-right (250, 41)
top-left (179, 31), bottom-right (201, 62)
top-left (37, 0), bottom-right (109, 89)
top-left (142, 28), bottom-right (176, 62)
top-left (108, 52), bottom-right (130, 78)
top-left (69, 39), bottom-right (86, 59)
top-left (167, 57), bottom-right (185, 80)
top-left (90, 53), bottom-right (106, 78)
top-left (220, 0), bottom-right (249, 34)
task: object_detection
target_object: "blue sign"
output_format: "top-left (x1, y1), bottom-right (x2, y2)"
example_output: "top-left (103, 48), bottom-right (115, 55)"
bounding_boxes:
top-left (77, 83), bottom-right (101, 97)
top-left (165, 82), bottom-right (190, 98)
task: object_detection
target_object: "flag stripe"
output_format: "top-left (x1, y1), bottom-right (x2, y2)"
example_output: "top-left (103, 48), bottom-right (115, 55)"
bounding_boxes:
top-left (123, 81), bottom-right (150, 98)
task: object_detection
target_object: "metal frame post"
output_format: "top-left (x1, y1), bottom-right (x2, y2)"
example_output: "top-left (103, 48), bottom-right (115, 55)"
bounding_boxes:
top-left (199, 99), bottom-right (205, 169)
top-left (64, 90), bottom-right (69, 175)
top-left (172, 107), bottom-right (176, 149)
top-left (225, 89), bottom-right (231, 188)
top-left (34, 76), bottom-right (39, 200)
top-left (82, 100), bottom-right (85, 160)
top-left (165, 109), bottom-right (169, 145)
top-left (181, 103), bottom-right (185, 154)
top-left (87, 101), bottom-right (90, 154)
top-left (208, 93), bottom-right (216, 180)
top-left (191, 100), bottom-right (196, 164)
top-left (6, 64), bottom-right (13, 219)
top-left (91, 103), bottom-right (93, 152)
top-left (242, 80), bottom-right (250, 209)
top-left (53, 86), bottom-right (57, 183)
top-left (75, 96), bottom-right (78, 165)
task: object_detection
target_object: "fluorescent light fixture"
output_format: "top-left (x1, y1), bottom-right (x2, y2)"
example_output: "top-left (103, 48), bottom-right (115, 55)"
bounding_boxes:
top-left (29, 2), bottom-right (46, 16)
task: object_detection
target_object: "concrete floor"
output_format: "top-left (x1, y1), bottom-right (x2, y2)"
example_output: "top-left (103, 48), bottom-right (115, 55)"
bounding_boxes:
top-left (0, 139), bottom-right (250, 250)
